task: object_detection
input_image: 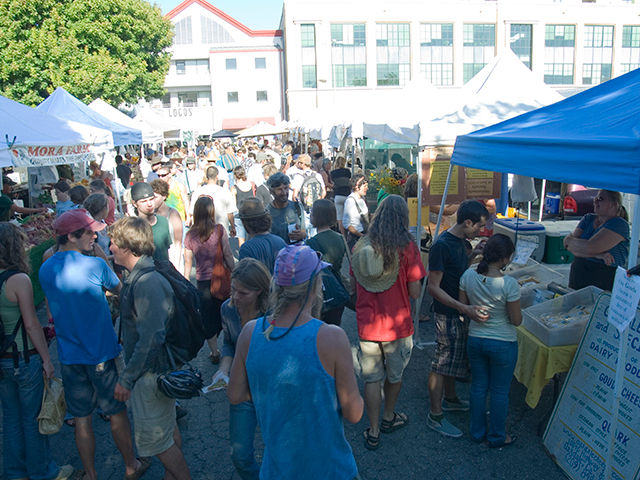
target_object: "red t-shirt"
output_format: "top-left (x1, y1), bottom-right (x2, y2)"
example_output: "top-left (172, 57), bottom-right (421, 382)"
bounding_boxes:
top-left (350, 242), bottom-right (426, 342)
top-left (105, 196), bottom-right (116, 226)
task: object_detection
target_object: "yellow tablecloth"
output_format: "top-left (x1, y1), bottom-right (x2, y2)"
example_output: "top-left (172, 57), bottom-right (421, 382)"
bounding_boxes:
top-left (513, 325), bottom-right (578, 408)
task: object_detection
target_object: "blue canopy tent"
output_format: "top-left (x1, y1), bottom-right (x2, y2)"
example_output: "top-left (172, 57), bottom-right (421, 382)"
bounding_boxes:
top-left (37, 87), bottom-right (143, 147)
top-left (444, 67), bottom-right (640, 266)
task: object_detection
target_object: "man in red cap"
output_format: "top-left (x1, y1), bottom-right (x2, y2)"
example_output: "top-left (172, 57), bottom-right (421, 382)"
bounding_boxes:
top-left (39, 209), bottom-right (149, 480)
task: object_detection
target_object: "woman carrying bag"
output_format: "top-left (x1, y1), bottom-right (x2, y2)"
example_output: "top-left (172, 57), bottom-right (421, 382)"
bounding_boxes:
top-left (184, 196), bottom-right (235, 364)
top-left (0, 223), bottom-right (74, 480)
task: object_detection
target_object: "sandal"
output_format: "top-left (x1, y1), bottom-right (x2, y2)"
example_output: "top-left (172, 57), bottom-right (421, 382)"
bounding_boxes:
top-left (380, 412), bottom-right (409, 434)
top-left (489, 434), bottom-right (517, 449)
top-left (363, 428), bottom-right (380, 450)
top-left (124, 457), bottom-right (152, 480)
top-left (64, 417), bottom-right (76, 428)
top-left (209, 351), bottom-right (220, 364)
top-left (97, 410), bottom-right (111, 422)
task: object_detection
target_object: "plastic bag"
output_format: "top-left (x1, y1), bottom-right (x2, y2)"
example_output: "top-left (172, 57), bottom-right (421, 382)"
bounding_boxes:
top-left (38, 377), bottom-right (66, 435)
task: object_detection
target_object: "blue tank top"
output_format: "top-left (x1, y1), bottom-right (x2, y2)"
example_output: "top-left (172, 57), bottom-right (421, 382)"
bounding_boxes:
top-left (246, 318), bottom-right (357, 480)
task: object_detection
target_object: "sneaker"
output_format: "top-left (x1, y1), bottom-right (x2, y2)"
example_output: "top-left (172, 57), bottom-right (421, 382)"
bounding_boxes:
top-left (442, 397), bottom-right (470, 412)
top-left (427, 414), bottom-right (463, 438)
top-left (54, 464), bottom-right (75, 480)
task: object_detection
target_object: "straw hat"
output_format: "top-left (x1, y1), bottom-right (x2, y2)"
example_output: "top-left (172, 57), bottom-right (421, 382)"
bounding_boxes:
top-left (351, 237), bottom-right (400, 293)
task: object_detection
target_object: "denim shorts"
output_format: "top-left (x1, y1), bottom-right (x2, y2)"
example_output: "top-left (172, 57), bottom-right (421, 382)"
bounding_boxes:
top-left (61, 358), bottom-right (127, 418)
top-left (358, 336), bottom-right (413, 384)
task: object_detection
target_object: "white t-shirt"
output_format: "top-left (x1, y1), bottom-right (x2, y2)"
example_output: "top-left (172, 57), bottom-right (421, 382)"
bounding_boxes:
top-left (190, 183), bottom-right (234, 231)
top-left (459, 269), bottom-right (521, 342)
top-left (285, 166), bottom-right (302, 181)
top-left (248, 163), bottom-right (266, 187)
top-left (342, 193), bottom-right (368, 233)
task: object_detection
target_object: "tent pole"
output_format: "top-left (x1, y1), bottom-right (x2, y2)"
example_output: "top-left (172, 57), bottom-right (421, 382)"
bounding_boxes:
top-left (528, 201), bottom-right (531, 220)
top-left (434, 163), bottom-right (454, 239)
top-left (414, 148), bottom-right (427, 347)
top-left (538, 179), bottom-right (546, 222)
top-left (628, 194), bottom-right (640, 268)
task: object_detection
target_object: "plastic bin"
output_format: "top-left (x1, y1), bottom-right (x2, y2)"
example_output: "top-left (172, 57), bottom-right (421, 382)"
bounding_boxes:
top-left (507, 264), bottom-right (564, 309)
top-left (541, 220), bottom-right (579, 264)
top-left (494, 218), bottom-right (546, 262)
top-left (522, 286), bottom-right (603, 346)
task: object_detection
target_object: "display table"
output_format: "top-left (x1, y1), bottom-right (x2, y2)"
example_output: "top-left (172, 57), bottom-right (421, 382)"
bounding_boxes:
top-left (513, 325), bottom-right (578, 409)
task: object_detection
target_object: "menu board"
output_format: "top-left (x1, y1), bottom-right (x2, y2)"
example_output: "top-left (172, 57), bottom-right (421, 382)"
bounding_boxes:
top-left (543, 293), bottom-right (640, 480)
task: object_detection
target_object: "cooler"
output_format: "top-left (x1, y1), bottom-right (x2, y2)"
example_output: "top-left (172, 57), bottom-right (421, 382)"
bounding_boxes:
top-left (493, 218), bottom-right (546, 262)
top-left (541, 220), bottom-right (580, 264)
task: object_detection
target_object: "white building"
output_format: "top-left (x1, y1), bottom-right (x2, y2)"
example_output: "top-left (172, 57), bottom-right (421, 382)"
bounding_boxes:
top-left (281, 0), bottom-right (640, 121)
top-left (161, 0), bottom-right (285, 135)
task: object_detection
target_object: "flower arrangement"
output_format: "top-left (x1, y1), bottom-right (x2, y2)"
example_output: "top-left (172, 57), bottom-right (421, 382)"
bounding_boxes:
top-left (369, 166), bottom-right (407, 196)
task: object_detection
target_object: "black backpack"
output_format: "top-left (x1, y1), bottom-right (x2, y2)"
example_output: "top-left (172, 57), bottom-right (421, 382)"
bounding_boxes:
top-left (0, 270), bottom-right (29, 378)
top-left (299, 172), bottom-right (323, 213)
top-left (125, 260), bottom-right (207, 365)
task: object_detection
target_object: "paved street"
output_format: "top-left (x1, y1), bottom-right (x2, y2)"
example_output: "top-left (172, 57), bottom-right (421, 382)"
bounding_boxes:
top-left (0, 298), bottom-right (569, 480)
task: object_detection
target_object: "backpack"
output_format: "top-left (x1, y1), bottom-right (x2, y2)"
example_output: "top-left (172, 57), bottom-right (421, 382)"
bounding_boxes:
top-left (299, 172), bottom-right (323, 213)
top-left (0, 270), bottom-right (29, 378)
top-left (125, 260), bottom-right (207, 365)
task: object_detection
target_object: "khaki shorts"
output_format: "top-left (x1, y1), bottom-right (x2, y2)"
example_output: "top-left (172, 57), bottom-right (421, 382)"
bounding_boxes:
top-left (130, 372), bottom-right (176, 457)
top-left (358, 336), bottom-right (413, 384)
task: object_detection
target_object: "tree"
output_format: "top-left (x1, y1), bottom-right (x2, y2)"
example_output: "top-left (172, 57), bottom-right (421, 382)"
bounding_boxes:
top-left (0, 0), bottom-right (174, 106)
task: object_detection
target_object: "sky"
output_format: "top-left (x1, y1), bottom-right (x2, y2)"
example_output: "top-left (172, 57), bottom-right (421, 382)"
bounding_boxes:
top-left (153, 0), bottom-right (284, 30)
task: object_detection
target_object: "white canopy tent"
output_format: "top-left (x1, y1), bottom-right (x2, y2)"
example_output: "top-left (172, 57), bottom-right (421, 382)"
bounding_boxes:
top-left (236, 121), bottom-right (289, 138)
top-left (134, 109), bottom-right (181, 141)
top-left (0, 94), bottom-right (114, 168)
top-left (419, 50), bottom-right (564, 146)
top-left (88, 99), bottom-right (163, 145)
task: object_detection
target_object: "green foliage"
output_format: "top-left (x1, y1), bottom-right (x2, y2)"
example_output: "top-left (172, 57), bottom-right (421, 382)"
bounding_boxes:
top-left (0, 0), bottom-right (173, 106)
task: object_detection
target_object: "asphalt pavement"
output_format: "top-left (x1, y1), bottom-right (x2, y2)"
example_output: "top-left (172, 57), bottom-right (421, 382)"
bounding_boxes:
top-left (0, 240), bottom-right (570, 479)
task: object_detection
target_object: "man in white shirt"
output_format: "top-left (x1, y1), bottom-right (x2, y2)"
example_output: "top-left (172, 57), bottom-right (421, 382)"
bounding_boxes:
top-left (291, 154), bottom-right (325, 202)
top-left (190, 166), bottom-right (236, 238)
top-left (247, 151), bottom-right (270, 187)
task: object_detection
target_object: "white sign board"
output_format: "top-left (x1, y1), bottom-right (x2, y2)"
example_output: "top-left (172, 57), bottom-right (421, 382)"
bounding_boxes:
top-left (609, 267), bottom-right (640, 333)
top-left (543, 293), bottom-right (640, 480)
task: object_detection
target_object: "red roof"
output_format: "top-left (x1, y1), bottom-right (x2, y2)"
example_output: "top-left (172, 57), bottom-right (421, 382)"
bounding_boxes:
top-left (165, 0), bottom-right (282, 37)
top-left (222, 117), bottom-right (276, 130)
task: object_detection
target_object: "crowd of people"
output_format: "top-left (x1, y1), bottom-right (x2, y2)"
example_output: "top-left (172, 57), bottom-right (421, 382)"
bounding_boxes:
top-left (0, 134), bottom-right (631, 480)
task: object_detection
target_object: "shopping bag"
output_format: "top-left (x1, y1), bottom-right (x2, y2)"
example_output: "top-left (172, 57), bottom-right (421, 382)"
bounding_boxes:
top-left (38, 377), bottom-right (66, 435)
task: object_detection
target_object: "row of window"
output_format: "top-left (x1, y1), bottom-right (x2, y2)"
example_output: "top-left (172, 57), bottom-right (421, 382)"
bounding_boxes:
top-left (226, 58), bottom-right (267, 70)
top-left (228, 91), bottom-right (269, 103)
top-left (300, 23), bottom-right (640, 88)
top-left (174, 16), bottom-right (235, 45)
top-left (161, 90), bottom-right (269, 106)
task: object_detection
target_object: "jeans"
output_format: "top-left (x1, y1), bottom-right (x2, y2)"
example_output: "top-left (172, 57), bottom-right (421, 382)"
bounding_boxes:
top-left (229, 401), bottom-right (260, 480)
top-left (0, 355), bottom-right (60, 480)
top-left (467, 336), bottom-right (518, 445)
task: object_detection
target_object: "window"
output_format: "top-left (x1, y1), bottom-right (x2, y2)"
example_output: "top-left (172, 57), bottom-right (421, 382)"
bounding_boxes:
top-left (201, 16), bottom-right (234, 44)
top-left (174, 17), bottom-right (192, 45)
top-left (583, 25), bottom-right (613, 85)
top-left (227, 92), bottom-right (239, 103)
top-left (420, 23), bottom-right (453, 86)
top-left (463, 24), bottom-right (495, 83)
top-left (161, 93), bottom-right (171, 108)
top-left (331, 23), bottom-right (367, 87)
top-left (257, 91), bottom-right (268, 102)
top-left (621, 26), bottom-right (640, 74)
top-left (226, 58), bottom-right (237, 70)
top-left (376, 23), bottom-right (411, 86)
top-left (176, 61), bottom-right (186, 75)
top-left (255, 58), bottom-right (266, 69)
top-left (301, 24), bottom-right (317, 88)
top-left (544, 25), bottom-right (575, 84)
top-left (177, 91), bottom-right (211, 107)
top-left (510, 24), bottom-right (533, 69)
top-left (195, 59), bottom-right (209, 75)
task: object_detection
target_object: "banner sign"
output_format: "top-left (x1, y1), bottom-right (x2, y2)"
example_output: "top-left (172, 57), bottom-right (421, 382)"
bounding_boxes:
top-left (10, 145), bottom-right (95, 167)
top-left (543, 293), bottom-right (640, 480)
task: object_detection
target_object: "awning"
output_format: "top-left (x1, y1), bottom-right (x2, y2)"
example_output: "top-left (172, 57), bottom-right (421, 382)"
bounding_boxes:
top-left (222, 117), bottom-right (275, 131)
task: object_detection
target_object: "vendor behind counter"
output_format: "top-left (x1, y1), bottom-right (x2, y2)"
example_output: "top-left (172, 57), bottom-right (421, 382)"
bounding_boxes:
top-left (0, 176), bottom-right (47, 221)
top-left (563, 189), bottom-right (629, 291)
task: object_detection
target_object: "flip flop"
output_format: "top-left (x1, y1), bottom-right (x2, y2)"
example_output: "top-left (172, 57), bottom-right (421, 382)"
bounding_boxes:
top-left (489, 434), bottom-right (518, 449)
top-left (64, 418), bottom-right (76, 428)
top-left (363, 428), bottom-right (380, 450)
top-left (380, 412), bottom-right (409, 434)
top-left (124, 457), bottom-right (152, 480)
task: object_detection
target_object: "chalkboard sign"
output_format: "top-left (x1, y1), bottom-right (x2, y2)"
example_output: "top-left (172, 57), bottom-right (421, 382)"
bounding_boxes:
top-left (543, 293), bottom-right (640, 480)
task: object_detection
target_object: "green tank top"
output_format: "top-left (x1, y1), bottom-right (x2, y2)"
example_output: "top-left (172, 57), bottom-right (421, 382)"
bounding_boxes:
top-left (0, 270), bottom-right (34, 351)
